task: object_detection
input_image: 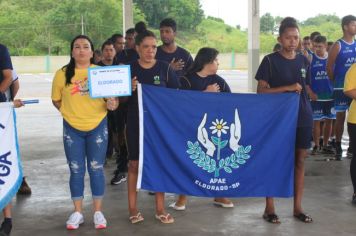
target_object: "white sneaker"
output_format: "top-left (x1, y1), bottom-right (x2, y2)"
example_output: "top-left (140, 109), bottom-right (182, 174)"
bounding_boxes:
top-left (66, 212), bottom-right (84, 230)
top-left (93, 211), bottom-right (107, 229)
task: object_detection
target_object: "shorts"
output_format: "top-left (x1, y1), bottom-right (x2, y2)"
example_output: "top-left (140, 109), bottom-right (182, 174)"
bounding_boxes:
top-left (333, 89), bottom-right (351, 112)
top-left (296, 127), bottom-right (312, 149)
top-left (311, 100), bottom-right (336, 120)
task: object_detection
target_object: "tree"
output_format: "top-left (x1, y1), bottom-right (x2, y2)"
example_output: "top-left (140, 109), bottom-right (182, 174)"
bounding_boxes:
top-left (260, 13), bottom-right (275, 34)
top-left (46, 0), bottom-right (124, 50)
top-left (133, 0), bottom-right (204, 31)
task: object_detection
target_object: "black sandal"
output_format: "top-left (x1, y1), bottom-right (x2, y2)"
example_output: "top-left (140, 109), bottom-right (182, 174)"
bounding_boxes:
top-left (263, 213), bottom-right (280, 224)
top-left (294, 213), bottom-right (313, 223)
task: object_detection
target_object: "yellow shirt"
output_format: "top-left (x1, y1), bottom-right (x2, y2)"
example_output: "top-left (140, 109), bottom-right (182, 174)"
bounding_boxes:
top-left (51, 66), bottom-right (107, 131)
top-left (344, 63), bottom-right (356, 124)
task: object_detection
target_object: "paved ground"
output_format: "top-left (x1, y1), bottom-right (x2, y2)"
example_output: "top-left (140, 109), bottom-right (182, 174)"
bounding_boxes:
top-left (6, 72), bottom-right (356, 235)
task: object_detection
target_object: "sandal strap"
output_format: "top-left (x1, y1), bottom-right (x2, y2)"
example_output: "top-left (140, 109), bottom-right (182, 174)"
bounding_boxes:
top-left (294, 213), bottom-right (313, 222)
top-left (158, 213), bottom-right (170, 220)
top-left (129, 212), bottom-right (143, 221)
top-left (263, 213), bottom-right (280, 223)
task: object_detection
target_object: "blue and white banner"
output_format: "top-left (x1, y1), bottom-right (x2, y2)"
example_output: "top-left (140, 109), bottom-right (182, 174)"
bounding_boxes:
top-left (137, 85), bottom-right (299, 198)
top-left (0, 103), bottom-right (22, 210)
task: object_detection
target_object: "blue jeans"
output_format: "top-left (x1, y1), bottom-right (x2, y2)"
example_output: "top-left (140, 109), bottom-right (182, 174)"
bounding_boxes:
top-left (63, 117), bottom-right (108, 200)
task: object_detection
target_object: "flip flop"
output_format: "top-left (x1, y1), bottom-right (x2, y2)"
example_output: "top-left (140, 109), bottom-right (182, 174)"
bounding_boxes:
top-left (169, 202), bottom-right (186, 211)
top-left (155, 213), bottom-right (174, 224)
top-left (294, 213), bottom-right (313, 223)
top-left (129, 212), bottom-right (144, 224)
top-left (263, 213), bottom-right (281, 224)
top-left (213, 200), bottom-right (234, 208)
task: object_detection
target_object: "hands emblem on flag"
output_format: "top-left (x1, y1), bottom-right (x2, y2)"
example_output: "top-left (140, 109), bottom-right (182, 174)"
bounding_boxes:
top-left (197, 113), bottom-right (216, 156)
top-left (229, 109), bottom-right (241, 152)
top-left (198, 109), bottom-right (241, 156)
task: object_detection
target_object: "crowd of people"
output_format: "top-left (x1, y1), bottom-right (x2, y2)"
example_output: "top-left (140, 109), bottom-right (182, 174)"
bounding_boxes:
top-left (1, 15), bottom-right (356, 234)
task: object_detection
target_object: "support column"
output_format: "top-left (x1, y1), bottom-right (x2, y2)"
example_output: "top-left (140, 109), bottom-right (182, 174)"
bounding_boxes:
top-left (248, 0), bottom-right (260, 93)
top-left (123, 0), bottom-right (134, 32)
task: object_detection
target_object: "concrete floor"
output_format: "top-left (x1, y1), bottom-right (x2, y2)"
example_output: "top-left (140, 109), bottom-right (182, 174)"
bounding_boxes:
top-left (5, 73), bottom-right (356, 235)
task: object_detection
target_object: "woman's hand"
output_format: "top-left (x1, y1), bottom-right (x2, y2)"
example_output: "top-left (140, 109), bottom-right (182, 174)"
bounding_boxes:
top-left (106, 97), bottom-right (119, 111)
top-left (204, 83), bottom-right (220, 92)
top-left (286, 83), bottom-right (302, 93)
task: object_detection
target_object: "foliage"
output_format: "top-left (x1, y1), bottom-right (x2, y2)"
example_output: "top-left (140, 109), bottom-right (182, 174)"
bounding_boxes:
top-left (260, 13), bottom-right (275, 33)
top-left (0, 0), bottom-right (145, 55)
top-left (207, 16), bottom-right (225, 23)
top-left (133, 0), bottom-right (204, 31)
top-left (302, 14), bottom-right (340, 26)
top-left (0, 3), bottom-right (347, 55)
top-left (186, 141), bottom-right (251, 177)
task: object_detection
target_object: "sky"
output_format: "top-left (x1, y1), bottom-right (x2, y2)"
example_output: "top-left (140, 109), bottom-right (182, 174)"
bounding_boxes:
top-left (200, 0), bottom-right (356, 29)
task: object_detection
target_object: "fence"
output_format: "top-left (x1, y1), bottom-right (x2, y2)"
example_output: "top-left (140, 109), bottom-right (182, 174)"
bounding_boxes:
top-left (11, 53), bottom-right (267, 73)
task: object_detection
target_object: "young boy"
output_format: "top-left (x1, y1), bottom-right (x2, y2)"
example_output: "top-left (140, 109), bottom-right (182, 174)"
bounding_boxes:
top-left (309, 36), bottom-right (335, 155)
top-left (327, 15), bottom-right (356, 158)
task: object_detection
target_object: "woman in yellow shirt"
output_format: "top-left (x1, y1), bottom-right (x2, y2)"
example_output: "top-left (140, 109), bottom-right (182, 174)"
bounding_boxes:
top-left (344, 63), bottom-right (356, 204)
top-left (51, 35), bottom-right (118, 230)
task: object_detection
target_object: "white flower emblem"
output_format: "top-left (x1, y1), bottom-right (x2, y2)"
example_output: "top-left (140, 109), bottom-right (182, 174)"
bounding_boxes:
top-left (209, 119), bottom-right (229, 137)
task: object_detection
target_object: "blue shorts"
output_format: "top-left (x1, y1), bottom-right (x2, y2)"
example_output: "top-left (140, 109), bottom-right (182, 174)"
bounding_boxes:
top-left (296, 127), bottom-right (312, 149)
top-left (333, 89), bottom-right (351, 112)
top-left (311, 100), bottom-right (336, 120)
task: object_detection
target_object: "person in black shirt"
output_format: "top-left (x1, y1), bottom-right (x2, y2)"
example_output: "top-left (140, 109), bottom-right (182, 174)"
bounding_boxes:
top-left (127, 29), bottom-right (180, 224)
top-left (255, 17), bottom-right (313, 224)
top-left (169, 47), bottom-right (233, 212)
top-left (156, 18), bottom-right (193, 78)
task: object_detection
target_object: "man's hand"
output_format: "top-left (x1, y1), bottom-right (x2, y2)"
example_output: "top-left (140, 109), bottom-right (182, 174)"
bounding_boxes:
top-left (170, 58), bottom-right (185, 71)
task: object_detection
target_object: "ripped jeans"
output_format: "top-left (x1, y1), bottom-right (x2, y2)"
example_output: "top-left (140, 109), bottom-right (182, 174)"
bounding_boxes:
top-left (63, 117), bottom-right (108, 200)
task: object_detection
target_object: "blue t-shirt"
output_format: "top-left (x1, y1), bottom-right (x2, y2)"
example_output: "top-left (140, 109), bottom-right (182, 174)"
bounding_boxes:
top-left (255, 52), bottom-right (313, 128)
top-left (333, 39), bottom-right (356, 88)
top-left (0, 44), bottom-right (13, 102)
top-left (155, 46), bottom-right (193, 78)
top-left (127, 60), bottom-right (180, 118)
top-left (310, 53), bottom-right (333, 100)
top-left (116, 48), bottom-right (139, 65)
top-left (180, 73), bottom-right (231, 93)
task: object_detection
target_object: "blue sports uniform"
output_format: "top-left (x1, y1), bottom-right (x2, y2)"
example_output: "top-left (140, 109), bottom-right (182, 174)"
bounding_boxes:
top-left (126, 60), bottom-right (180, 160)
top-left (255, 52), bottom-right (313, 149)
top-left (180, 73), bottom-right (231, 93)
top-left (310, 53), bottom-right (335, 120)
top-left (155, 46), bottom-right (193, 78)
top-left (332, 39), bottom-right (356, 111)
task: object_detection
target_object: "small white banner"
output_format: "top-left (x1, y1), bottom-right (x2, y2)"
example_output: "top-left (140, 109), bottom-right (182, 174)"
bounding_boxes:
top-left (0, 103), bottom-right (22, 210)
top-left (88, 65), bottom-right (132, 98)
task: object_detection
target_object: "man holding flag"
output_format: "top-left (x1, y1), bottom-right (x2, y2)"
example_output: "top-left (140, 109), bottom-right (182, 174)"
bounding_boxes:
top-left (0, 43), bottom-right (24, 236)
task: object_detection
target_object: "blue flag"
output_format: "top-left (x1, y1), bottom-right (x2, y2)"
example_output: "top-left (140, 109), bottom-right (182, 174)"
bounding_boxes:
top-left (0, 103), bottom-right (23, 210)
top-left (137, 85), bottom-right (299, 198)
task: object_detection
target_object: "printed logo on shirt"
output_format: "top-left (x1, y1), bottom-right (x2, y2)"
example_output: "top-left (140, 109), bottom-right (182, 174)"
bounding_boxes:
top-left (71, 77), bottom-right (89, 95)
top-left (185, 109), bottom-right (252, 180)
top-left (301, 68), bottom-right (307, 79)
top-left (153, 76), bottom-right (160, 85)
top-left (343, 47), bottom-right (353, 53)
